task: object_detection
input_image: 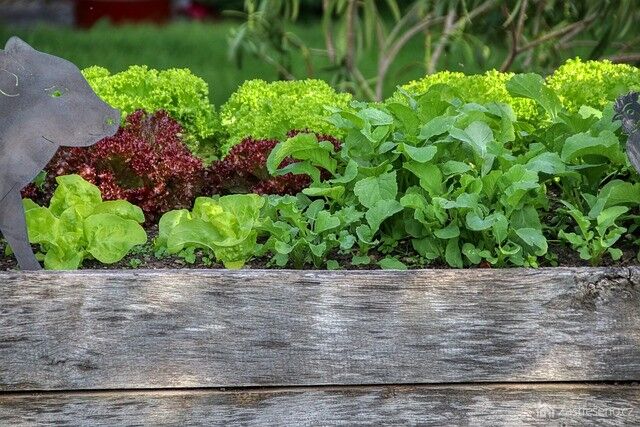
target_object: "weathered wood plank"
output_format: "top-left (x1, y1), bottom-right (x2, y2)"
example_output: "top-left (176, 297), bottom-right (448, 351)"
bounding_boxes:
top-left (1, 268), bottom-right (639, 390)
top-left (1, 384), bottom-right (638, 426)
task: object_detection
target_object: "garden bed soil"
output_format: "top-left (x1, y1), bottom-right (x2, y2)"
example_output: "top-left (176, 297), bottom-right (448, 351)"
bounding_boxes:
top-left (0, 225), bottom-right (638, 271)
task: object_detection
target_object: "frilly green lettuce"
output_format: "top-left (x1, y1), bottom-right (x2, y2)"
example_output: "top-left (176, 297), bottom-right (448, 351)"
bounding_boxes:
top-left (219, 79), bottom-right (352, 154)
top-left (83, 65), bottom-right (220, 159)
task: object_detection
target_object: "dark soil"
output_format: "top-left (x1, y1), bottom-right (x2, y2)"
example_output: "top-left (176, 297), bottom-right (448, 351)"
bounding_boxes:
top-left (0, 226), bottom-right (638, 271)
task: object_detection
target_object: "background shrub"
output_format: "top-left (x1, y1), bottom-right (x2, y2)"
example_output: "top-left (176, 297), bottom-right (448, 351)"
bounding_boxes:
top-left (219, 79), bottom-right (351, 154)
top-left (83, 65), bottom-right (220, 160)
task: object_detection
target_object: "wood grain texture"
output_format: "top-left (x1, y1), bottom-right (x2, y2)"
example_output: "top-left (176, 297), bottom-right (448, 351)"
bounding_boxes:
top-left (1, 384), bottom-right (638, 426)
top-left (1, 267), bottom-right (639, 391)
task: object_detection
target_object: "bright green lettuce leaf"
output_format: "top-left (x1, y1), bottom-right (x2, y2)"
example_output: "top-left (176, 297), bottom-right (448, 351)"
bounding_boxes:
top-left (24, 175), bottom-right (147, 270)
top-left (159, 194), bottom-right (265, 269)
top-left (156, 209), bottom-right (191, 248)
top-left (49, 174), bottom-right (102, 218)
top-left (92, 200), bottom-right (145, 224)
top-left (84, 213), bottom-right (147, 264)
top-left (44, 249), bottom-right (85, 271)
top-left (25, 206), bottom-right (59, 246)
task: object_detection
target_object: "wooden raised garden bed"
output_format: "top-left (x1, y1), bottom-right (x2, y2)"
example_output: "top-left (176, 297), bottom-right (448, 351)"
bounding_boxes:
top-left (1, 267), bottom-right (639, 424)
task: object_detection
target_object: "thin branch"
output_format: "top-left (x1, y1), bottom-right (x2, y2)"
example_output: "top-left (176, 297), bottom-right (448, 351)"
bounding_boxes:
top-left (375, 17), bottom-right (386, 50)
top-left (558, 21), bottom-right (587, 46)
top-left (519, 15), bottom-right (596, 52)
top-left (500, 0), bottom-right (527, 72)
top-left (423, 0), bottom-right (499, 75)
top-left (523, 0), bottom-right (544, 67)
top-left (607, 53), bottom-right (640, 63)
top-left (375, 16), bottom-right (436, 100)
top-left (322, 0), bottom-right (336, 64)
top-left (500, 12), bottom-right (597, 71)
top-left (286, 34), bottom-right (315, 77)
top-left (514, 0), bottom-right (528, 46)
top-left (344, 0), bottom-right (357, 74)
top-left (374, 0), bottom-right (498, 100)
top-left (251, 48), bottom-right (296, 80)
top-left (352, 67), bottom-right (377, 101)
top-left (384, 3), bottom-right (424, 51)
top-left (427, 6), bottom-right (456, 74)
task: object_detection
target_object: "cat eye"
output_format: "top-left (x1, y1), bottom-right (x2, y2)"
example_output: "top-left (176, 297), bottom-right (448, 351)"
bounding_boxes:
top-left (45, 86), bottom-right (67, 98)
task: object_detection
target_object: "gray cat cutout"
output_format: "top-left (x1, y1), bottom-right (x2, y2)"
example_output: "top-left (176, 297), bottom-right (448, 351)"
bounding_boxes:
top-left (614, 92), bottom-right (640, 175)
top-left (0, 37), bottom-right (120, 270)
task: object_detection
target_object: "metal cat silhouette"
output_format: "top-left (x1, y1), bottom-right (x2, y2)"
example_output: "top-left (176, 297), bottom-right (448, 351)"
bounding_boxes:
top-left (0, 37), bottom-right (120, 270)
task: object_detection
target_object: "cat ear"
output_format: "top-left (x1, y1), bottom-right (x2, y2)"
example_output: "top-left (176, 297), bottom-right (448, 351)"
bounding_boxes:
top-left (4, 37), bottom-right (35, 54)
top-left (0, 38), bottom-right (34, 98)
top-left (0, 53), bottom-right (20, 98)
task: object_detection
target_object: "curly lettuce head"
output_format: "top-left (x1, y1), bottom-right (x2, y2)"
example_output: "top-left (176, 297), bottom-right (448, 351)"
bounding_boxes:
top-left (390, 70), bottom-right (540, 123)
top-left (83, 65), bottom-right (220, 159)
top-left (547, 58), bottom-right (640, 112)
top-left (220, 79), bottom-right (352, 154)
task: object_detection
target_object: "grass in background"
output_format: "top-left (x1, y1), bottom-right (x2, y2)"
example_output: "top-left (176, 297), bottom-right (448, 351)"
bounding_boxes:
top-left (0, 21), bottom-right (594, 106)
top-left (0, 21), bottom-right (510, 106)
top-left (1, 22), bottom-right (260, 105)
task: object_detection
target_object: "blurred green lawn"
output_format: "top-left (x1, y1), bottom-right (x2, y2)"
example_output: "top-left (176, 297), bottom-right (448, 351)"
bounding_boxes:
top-left (6, 20), bottom-right (603, 107)
top-left (1, 21), bottom-right (514, 106)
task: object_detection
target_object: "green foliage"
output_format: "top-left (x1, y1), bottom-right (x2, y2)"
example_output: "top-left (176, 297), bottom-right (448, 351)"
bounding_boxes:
top-left (556, 179), bottom-right (640, 266)
top-left (392, 58), bottom-right (640, 125)
top-left (219, 79), bottom-right (352, 153)
top-left (156, 194), bottom-right (265, 268)
top-left (82, 65), bottom-right (220, 159)
top-left (257, 195), bottom-right (365, 269)
top-left (547, 58), bottom-right (640, 113)
top-left (559, 199), bottom-right (627, 266)
top-left (391, 70), bottom-right (541, 123)
top-left (506, 71), bottom-right (638, 266)
top-left (14, 58), bottom-right (640, 269)
top-left (23, 175), bottom-right (147, 270)
top-left (265, 86), bottom-right (549, 267)
top-left (227, 0), bottom-right (640, 101)
top-left (260, 72), bottom-right (640, 268)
